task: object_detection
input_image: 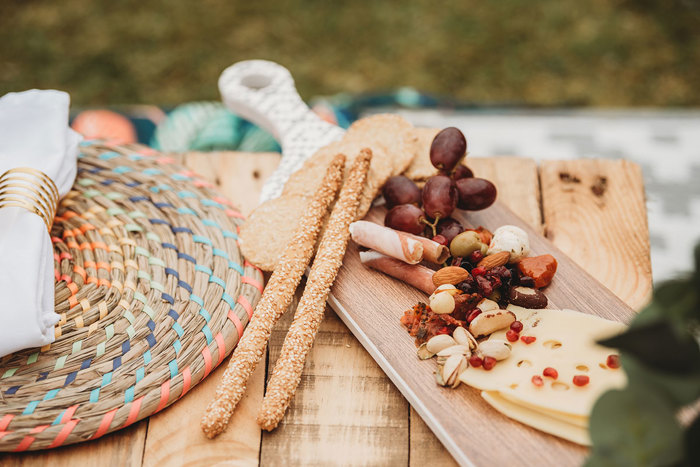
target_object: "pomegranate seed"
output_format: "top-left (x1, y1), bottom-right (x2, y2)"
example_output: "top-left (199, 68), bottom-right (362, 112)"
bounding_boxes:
top-left (432, 234), bottom-right (449, 247)
top-left (543, 367), bottom-right (558, 379)
top-left (471, 267), bottom-right (486, 276)
top-left (510, 321), bottom-right (524, 333)
top-left (469, 355), bottom-right (483, 368)
top-left (520, 335), bottom-right (536, 344)
top-left (506, 329), bottom-right (519, 342)
top-left (573, 375), bottom-right (590, 387)
top-left (531, 375), bottom-right (544, 387)
top-left (606, 354), bottom-right (621, 369)
top-left (467, 309), bottom-right (482, 323)
top-left (482, 356), bottom-right (497, 370)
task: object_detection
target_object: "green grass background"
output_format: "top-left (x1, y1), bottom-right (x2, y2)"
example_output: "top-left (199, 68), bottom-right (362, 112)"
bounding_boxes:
top-left (1, 0), bottom-right (699, 106)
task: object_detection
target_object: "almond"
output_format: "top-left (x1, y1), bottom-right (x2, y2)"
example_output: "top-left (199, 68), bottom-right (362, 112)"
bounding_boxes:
top-left (432, 266), bottom-right (470, 287)
top-left (477, 251), bottom-right (510, 270)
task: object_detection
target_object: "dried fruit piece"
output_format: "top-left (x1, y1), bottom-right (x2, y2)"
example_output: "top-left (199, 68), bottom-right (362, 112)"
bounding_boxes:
top-left (432, 266), bottom-right (470, 287)
top-left (543, 367), bottom-right (559, 379)
top-left (517, 254), bottom-right (558, 288)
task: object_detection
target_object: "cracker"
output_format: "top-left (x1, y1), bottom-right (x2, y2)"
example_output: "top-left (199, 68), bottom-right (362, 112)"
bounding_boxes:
top-left (403, 127), bottom-right (440, 181)
top-left (238, 194), bottom-right (310, 271)
top-left (283, 140), bottom-right (392, 218)
top-left (344, 114), bottom-right (415, 175)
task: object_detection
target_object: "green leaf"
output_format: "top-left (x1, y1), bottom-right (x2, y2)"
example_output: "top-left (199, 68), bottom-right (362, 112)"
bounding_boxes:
top-left (587, 386), bottom-right (684, 467)
top-left (621, 354), bottom-right (700, 408)
top-left (684, 414), bottom-right (700, 466)
top-left (599, 320), bottom-right (700, 375)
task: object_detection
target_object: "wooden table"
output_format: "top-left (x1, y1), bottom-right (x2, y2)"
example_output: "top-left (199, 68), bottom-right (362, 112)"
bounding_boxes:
top-left (1, 153), bottom-right (652, 466)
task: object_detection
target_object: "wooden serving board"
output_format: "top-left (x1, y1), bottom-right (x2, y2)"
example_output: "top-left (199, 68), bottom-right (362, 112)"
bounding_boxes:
top-left (218, 61), bottom-right (641, 466)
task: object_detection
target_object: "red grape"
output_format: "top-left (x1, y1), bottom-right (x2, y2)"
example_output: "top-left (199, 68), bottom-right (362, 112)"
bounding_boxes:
top-left (430, 127), bottom-right (467, 172)
top-left (382, 175), bottom-right (421, 209)
top-left (422, 175), bottom-right (457, 220)
top-left (436, 217), bottom-right (463, 244)
top-left (384, 204), bottom-right (425, 235)
top-left (452, 164), bottom-right (474, 180)
top-left (455, 177), bottom-right (497, 210)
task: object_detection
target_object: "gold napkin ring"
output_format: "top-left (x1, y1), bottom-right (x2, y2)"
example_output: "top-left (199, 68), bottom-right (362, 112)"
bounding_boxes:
top-left (0, 168), bottom-right (60, 232)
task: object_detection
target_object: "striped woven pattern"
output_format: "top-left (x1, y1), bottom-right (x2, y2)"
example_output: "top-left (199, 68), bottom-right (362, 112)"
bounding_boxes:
top-left (0, 142), bottom-right (263, 451)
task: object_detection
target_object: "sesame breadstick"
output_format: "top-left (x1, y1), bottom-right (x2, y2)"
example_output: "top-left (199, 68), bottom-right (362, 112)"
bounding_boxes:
top-left (200, 154), bottom-right (346, 439)
top-left (257, 149), bottom-right (372, 431)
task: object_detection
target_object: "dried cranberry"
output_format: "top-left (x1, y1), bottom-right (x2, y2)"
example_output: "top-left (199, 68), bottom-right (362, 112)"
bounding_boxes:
top-left (469, 355), bottom-right (483, 368)
top-left (475, 275), bottom-right (493, 295)
top-left (506, 329), bottom-right (519, 342)
top-left (488, 275), bottom-right (502, 289)
top-left (490, 265), bottom-right (512, 284)
top-left (519, 275), bottom-right (536, 288)
top-left (482, 356), bottom-right (497, 370)
top-left (467, 309), bottom-right (482, 323)
top-left (456, 277), bottom-right (475, 294)
top-left (531, 375), bottom-right (544, 387)
top-left (471, 267), bottom-right (487, 276)
top-left (573, 375), bottom-right (590, 386)
top-left (469, 250), bottom-right (484, 263)
top-left (606, 354), bottom-right (621, 369)
top-left (510, 321), bottom-right (523, 333)
top-left (543, 367), bottom-right (558, 379)
top-left (451, 256), bottom-right (463, 267)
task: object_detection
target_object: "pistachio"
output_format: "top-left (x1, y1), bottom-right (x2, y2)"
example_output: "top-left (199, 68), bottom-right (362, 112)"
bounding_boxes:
top-left (453, 326), bottom-right (478, 349)
top-left (478, 339), bottom-right (512, 361)
top-left (452, 357), bottom-right (469, 389)
top-left (417, 343), bottom-right (435, 360)
top-left (442, 353), bottom-right (464, 386)
top-left (449, 231), bottom-right (485, 258)
top-left (426, 334), bottom-right (456, 354)
top-left (476, 298), bottom-right (499, 312)
top-left (435, 367), bottom-right (447, 386)
top-left (468, 310), bottom-right (516, 337)
top-left (436, 344), bottom-right (469, 358)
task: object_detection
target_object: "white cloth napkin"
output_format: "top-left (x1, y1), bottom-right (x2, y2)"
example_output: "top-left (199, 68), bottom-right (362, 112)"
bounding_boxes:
top-left (0, 90), bottom-right (81, 357)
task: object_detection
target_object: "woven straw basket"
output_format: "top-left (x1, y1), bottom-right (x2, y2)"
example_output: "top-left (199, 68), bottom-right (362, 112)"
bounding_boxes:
top-left (0, 142), bottom-right (263, 451)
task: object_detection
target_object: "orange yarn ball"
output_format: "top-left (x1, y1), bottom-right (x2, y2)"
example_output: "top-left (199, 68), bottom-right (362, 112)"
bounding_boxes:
top-left (71, 110), bottom-right (137, 144)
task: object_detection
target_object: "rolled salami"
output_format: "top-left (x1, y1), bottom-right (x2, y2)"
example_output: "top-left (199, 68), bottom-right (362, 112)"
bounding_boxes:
top-left (404, 232), bottom-right (450, 264)
top-left (360, 250), bottom-right (436, 295)
top-left (349, 220), bottom-right (423, 264)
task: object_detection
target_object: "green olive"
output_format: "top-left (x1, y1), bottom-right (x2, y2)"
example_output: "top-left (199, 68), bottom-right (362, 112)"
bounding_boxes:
top-left (449, 231), bottom-right (484, 258)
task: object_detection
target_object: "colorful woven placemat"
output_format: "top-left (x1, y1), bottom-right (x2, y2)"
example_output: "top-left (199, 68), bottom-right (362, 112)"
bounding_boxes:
top-left (0, 142), bottom-right (263, 451)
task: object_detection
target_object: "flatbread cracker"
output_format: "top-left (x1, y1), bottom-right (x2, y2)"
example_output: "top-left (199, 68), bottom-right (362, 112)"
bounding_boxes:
top-left (238, 194), bottom-right (310, 271)
top-left (283, 140), bottom-right (392, 218)
top-left (345, 114), bottom-right (415, 175)
top-left (403, 127), bottom-right (440, 181)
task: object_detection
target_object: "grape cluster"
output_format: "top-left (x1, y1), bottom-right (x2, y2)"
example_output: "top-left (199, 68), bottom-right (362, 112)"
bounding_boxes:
top-left (383, 127), bottom-right (497, 241)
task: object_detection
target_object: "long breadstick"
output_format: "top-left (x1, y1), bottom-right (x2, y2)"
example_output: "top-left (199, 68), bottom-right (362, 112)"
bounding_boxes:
top-left (256, 149), bottom-right (372, 431)
top-left (200, 154), bottom-right (346, 439)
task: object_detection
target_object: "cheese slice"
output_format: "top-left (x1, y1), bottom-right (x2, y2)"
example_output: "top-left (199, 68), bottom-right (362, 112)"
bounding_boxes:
top-left (459, 307), bottom-right (627, 418)
top-left (496, 391), bottom-right (588, 428)
top-left (482, 391), bottom-right (591, 446)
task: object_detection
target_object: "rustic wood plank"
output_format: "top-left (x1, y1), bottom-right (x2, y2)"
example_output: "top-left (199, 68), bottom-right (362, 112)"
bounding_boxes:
top-left (468, 157), bottom-right (543, 232)
top-left (261, 286), bottom-right (410, 466)
top-left (138, 151), bottom-right (281, 466)
top-left (409, 156), bottom-right (542, 467)
top-left (539, 159), bottom-right (652, 309)
top-left (0, 422), bottom-right (147, 467)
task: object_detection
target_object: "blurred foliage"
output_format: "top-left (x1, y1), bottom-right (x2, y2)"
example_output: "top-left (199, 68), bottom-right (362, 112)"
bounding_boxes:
top-left (1, 0), bottom-right (699, 106)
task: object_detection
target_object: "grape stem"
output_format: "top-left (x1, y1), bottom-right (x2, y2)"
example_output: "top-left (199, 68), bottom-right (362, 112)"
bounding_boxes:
top-left (420, 214), bottom-right (441, 238)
